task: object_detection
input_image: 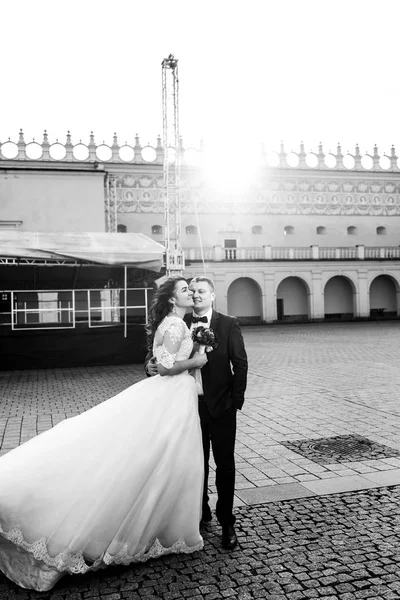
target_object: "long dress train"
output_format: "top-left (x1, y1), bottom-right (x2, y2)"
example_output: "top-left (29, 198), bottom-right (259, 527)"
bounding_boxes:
top-left (0, 315), bottom-right (203, 591)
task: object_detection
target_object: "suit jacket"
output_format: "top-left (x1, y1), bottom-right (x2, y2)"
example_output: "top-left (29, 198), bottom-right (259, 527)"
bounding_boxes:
top-left (144, 311), bottom-right (248, 418)
top-left (185, 310), bottom-right (248, 418)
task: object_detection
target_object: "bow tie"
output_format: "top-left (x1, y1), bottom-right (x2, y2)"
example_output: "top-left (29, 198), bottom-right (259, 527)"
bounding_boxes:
top-left (192, 316), bottom-right (208, 324)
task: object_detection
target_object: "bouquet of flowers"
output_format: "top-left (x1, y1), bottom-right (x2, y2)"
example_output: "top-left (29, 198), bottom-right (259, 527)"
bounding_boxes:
top-left (191, 326), bottom-right (218, 394)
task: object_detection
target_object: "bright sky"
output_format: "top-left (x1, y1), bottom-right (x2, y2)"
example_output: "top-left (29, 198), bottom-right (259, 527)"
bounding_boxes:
top-left (2, 0), bottom-right (399, 161)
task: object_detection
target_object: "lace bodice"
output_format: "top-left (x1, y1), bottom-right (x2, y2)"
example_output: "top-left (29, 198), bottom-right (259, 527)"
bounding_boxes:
top-left (153, 315), bottom-right (193, 369)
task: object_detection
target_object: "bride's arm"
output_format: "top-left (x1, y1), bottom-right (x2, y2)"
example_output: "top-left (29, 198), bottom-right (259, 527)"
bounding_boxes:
top-left (158, 352), bottom-right (207, 376)
top-left (157, 323), bottom-right (207, 377)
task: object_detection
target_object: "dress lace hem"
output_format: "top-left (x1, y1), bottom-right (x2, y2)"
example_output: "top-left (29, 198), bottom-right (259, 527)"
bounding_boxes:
top-left (0, 523), bottom-right (204, 575)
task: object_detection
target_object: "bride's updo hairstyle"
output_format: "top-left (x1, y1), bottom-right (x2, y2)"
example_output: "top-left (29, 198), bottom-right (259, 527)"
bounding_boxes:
top-left (145, 275), bottom-right (187, 351)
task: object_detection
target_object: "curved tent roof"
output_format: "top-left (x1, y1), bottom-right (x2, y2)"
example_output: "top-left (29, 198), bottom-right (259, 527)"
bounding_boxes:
top-left (0, 231), bottom-right (165, 271)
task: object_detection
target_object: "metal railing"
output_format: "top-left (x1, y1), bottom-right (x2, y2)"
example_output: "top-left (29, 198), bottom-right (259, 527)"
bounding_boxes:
top-left (0, 288), bottom-right (151, 331)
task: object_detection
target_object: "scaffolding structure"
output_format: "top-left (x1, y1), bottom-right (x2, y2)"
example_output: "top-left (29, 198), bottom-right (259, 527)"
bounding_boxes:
top-left (162, 54), bottom-right (184, 275)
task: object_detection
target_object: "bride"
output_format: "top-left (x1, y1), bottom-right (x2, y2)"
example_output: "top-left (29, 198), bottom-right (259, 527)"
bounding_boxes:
top-left (0, 275), bottom-right (207, 591)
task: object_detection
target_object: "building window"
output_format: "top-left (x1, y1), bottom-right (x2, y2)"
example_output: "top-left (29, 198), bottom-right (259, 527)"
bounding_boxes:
top-left (377, 226), bottom-right (386, 235)
top-left (117, 224), bottom-right (127, 233)
top-left (224, 239), bottom-right (237, 260)
top-left (284, 226), bottom-right (295, 235)
top-left (185, 225), bottom-right (198, 235)
top-left (347, 226), bottom-right (357, 235)
top-left (152, 225), bottom-right (163, 235)
top-left (316, 226), bottom-right (326, 235)
top-left (252, 225), bottom-right (262, 235)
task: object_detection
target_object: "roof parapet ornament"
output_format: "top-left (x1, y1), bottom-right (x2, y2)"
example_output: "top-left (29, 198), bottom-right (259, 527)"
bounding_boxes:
top-left (0, 131), bottom-right (398, 171)
top-left (298, 141), bottom-right (306, 168)
top-left (42, 129), bottom-right (50, 160)
top-left (111, 133), bottom-right (119, 161)
top-left (373, 143), bottom-right (380, 169)
top-left (134, 133), bottom-right (142, 163)
top-left (18, 128), bottom-right (26, 159)
top-left (88, 131), bottom-right (96, 160)
top-left (65, 130), bottom-right (73, 160)
top-left (156, 134), bottom-right (164, 162)
top-left (354, 143), bottom-right (362, 169)
top-left (390, 145), bottom-right (397, 170)
top-left (336, 143), bottom-right (343, 168)
top-left (279, 140), bottom-right (286, 167)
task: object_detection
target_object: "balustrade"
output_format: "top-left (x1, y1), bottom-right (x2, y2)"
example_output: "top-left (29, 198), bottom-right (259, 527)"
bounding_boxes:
top-left (184, 245), bottom-right (400, 262)
top-left (365, 246), bottom-right (400, 259)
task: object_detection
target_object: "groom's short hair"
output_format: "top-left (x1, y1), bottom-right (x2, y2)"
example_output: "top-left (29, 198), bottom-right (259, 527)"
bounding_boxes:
top-left (190, 276), bottom-right (215, 293)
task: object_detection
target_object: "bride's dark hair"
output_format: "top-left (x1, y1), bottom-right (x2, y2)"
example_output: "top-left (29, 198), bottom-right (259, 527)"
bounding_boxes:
top-left (145, 275), bottom-right (187, 351)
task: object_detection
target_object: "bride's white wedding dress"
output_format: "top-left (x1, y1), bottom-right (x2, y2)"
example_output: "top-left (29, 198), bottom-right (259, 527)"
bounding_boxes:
top-left (0, 315), bottom-right (203, 591)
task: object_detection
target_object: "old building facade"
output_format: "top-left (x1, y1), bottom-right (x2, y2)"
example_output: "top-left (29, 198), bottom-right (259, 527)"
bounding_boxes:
top-left (1, 131), bottom-right (400, 327)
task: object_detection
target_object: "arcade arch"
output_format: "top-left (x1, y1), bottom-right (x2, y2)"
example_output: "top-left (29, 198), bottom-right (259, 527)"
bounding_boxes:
top-left (276, 276), bottom-right (310, 321)
top-left (369, 275), bottom-right (399, 317)
top-left (227, 277), bottom-right (262, 324)
top-left (324, 275), bottom-right (356, 319)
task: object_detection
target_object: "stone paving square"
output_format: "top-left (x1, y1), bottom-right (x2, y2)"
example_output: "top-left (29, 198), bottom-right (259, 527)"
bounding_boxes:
top-left (0, 321), bottom-right (400, 598)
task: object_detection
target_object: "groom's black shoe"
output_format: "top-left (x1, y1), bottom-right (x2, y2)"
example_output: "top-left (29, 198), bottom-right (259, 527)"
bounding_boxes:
top-left (201, 506), bottom-right (213, 525)
top-left (222, 525), bottom-right (238, 550)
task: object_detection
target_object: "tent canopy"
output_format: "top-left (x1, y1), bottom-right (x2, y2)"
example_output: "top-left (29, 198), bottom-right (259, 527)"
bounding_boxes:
top-left (0, 231), bottom-right (165, 271)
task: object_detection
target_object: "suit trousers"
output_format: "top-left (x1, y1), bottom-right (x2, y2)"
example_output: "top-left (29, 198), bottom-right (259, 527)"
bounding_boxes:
top-left (198, 401), bottom-right (237, 527)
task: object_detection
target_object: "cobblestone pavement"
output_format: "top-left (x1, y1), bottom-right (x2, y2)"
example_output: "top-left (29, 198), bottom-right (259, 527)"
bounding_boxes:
top-left (0, 321), bottom-right (400, 598)
top-left (1, 488), bottom-right (400, 599)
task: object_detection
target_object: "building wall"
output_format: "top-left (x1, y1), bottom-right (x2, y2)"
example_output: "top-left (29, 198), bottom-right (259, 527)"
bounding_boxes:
top-left (0, 171), bottom-right (105, 232)
top-left (1, 135), bottom-right (400, 327)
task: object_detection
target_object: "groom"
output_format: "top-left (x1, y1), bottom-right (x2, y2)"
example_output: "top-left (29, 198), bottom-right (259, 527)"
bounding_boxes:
top-left (145, 276), bottom-right (248, 550)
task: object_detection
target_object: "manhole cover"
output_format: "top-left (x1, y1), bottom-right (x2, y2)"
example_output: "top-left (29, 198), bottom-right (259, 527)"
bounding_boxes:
top-left (311, 436), bottom-right (373, 456)
top-left (281, 434), bottom-right (400, 464)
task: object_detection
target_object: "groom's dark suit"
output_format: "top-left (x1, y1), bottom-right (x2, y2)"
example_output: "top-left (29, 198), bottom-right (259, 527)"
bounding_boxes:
top-left (185, 310), bottom-right (248, 527)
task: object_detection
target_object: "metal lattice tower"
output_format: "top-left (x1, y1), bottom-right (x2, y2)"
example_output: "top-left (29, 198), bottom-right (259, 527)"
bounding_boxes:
top-left (162, 54), bottom-right (184, 275)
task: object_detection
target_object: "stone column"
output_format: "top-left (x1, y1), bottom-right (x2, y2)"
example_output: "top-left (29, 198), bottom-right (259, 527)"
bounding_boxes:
top-left (213, 245), bottom-right (222, 261)
top-left (263, 273), bottom-right (276, 323)
top-left (310, 245), bottom-right (319, 260)
top-left (311, 271), bottom-right (324, 320)
top-left (357, 271), bottom-right (369, 317)
top-left (356, 245), bottom-right (365, 260)
top-left (105, 174), bottom-right (118, 233)
top-left (263, 245), bottom-right (272, 260)
top-left (213, 274), bottom-right (227, 314)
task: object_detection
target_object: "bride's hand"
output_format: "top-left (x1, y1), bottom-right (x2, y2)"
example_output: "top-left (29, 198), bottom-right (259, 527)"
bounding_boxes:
top-left (192, 352), bottom-right (207, 368)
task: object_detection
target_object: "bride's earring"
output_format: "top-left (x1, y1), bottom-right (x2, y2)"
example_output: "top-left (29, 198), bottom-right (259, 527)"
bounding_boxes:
top-left (170, 301), bottom-right (176, 314)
